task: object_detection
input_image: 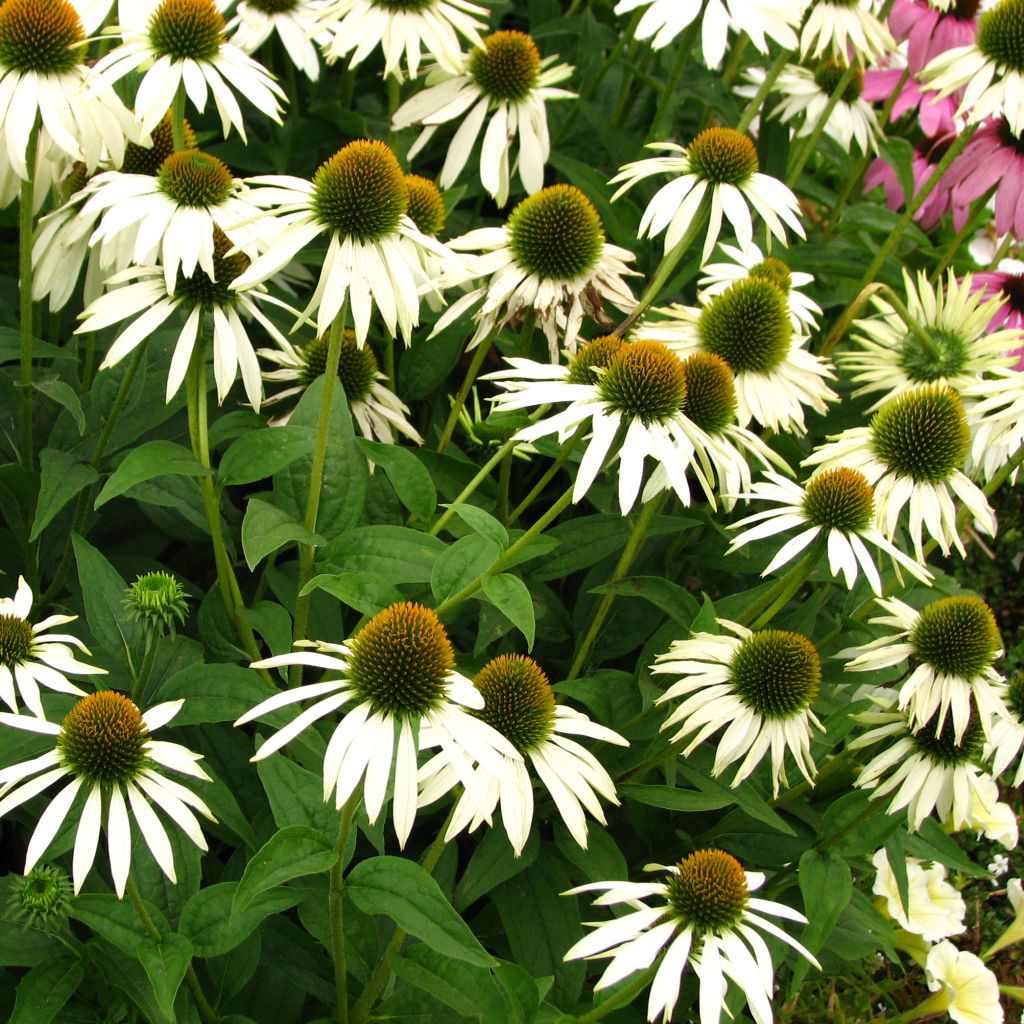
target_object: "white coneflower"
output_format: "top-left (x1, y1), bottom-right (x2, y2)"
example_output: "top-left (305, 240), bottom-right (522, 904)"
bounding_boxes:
top-left (435, 184), bottom-right (637, 358)
top-left (840, 270), bottom-right (1021, 409)
top-left (237, 603), bottom-right (523, 848)
top-left (230, 139), bottom-right (456, 343)
top-left (0, 0), bottom-right (139, 180)
top-left (652, 620), bottom-right (824, 795)
top-left (803, 384), bottom-right (996, 560)
top-left (987, 672), bottom-right (1024, 786)
top-left (318, 0), bottom-right (489, 79)
top-left (0, 692), bottom-right (214, 897)
top-left (0, 576), bottom-right (105, 717)
top-left (840, 595), bottom-right (1006, 742)
top-left (729, 468), bottom-right (932, 594)
top-left (801, 0), bottom-right (895, 63)
top-left (641, 277), bottom-right (838, 434)
top-left (921, 0), bottom-right (1024, 134)
top-left (773, 59), bottom-right (880, 153)
top-left (610, 127), bottom-right (805, 263)
top-left (260, 329), bottom-right (423, 443)
top-left (227, 0), bottom-right (328, 80)
top-left (418, 655), bottom-right (627, 855)
top-left (90, 0), bottom-right (286, 138)
top-left (392, 30), bottom-right (575, 207)
top-left (564, 849), bottom-right (818, 1024)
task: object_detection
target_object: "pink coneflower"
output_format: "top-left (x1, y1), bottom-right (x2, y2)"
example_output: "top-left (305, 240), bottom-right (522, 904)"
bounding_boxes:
top-left (863, 132), bottom-right (965, 229)
top-left (946, 117), bottom-right (1024, 240)
top-left (889, 0), bottom-right (979, 73)
top-left (862, 67), bottom-right (958, 135)
top-left (968, 260), bottom-right (1024, 367)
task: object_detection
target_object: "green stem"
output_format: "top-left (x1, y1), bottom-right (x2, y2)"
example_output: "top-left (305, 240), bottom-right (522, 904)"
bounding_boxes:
top-left (387, 75), bottom-right (401, 149)
top-left (576, 965), bottom-right (660, 1023)
top-left (735, 49), bottom-right (792, 134)
top-left (497, 448), bottom-right (512, 526)
top-left (133, 630), bottom-right (159, 705)
top-left (329, 794), bottom-right (359, 1024)
top-left (124, 877), bottom-right (218, 1024)
top-left (428, 436), bottom-right (520, 537)
top-left (720, 33), bottom-right (750, 89)
top-left (435, 331), bottom-right (496, 454)
top-left (987, 234), bottom-right (1013, 269)
top-left (648, 14), bottom-right (701, 140)
top-left (818, 282), bottom-right (887, 358)
top-left (293, 303), bottom-right (349, 662)
top-left (19, 122), bottom-right (39, 470)
top-left (508, 425), bottom-right (586, 524)
top-left (786, 63), bottom-right (858, 188)
top-left (930, 185), bottom-right (997, 283)
top-left (171, 86), bottom-right (186, 152)
top-left (566, 493), bottom-right (668, 681)
top-left (737, 535), bottom-right (827, 630)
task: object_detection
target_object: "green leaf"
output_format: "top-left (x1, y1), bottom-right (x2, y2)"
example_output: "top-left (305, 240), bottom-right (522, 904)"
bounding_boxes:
top-left (347, 855), bottom-right (494, 967)
top-left (72, 533), bottom-right (143, 663)
top-left (233, 825), bottom-right (337, 913)
top-left (180, 881), bottom-right (305, 957)
top-left (904, 818), bottom-right (990, 878)
top-left (388, 945), bottom-right (509, 1021)
top-left (137, 933), bottom-right (193, 1021)
top-left (241, 497), bottom-right (324, 571)
top-left (357, 439), bottom-right (437, 521)
top-left (446, 503), bottom-right (509, 548)
top-left (9, 954), bottom-right (85, 1024)
top-left (618, 783), bottom-right (732, 812)
top-left (531, 515), bottom-right (629, 581)
top-left (149, 662), bottom-right (273, 725)
top-left (257, 754), bottom-right (339, 835)
top-left (71, 893), bottom-right (171, 955)
top-left (300, 571), bottom-right (405, 616)
top-left (455, 825), bottom-right (539, 912)
top-left (322, 525), bottom-right (444, 583)
top-left (33, 377), bottom-right (85, 435)
top-left (220, 426), bottom-right (315, 486)
top-left (590, 576), bottom-right (699, 629)
top-left (790, 849), bottom-right (852, 994)
top-left (431, 534), bottom-right (501, 603)
top-left (94, 441), bottom-right (210, 508)
top-left (675, 763), bottom-right (796, 836)
top-left (481, 573), bottom-right (535, 649)
top-left (30, 449), bottom-right (97, 541)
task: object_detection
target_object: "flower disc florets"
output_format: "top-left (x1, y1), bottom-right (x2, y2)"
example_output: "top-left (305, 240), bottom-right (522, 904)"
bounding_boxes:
top-left (57, 691), bottom-right (149, 785)
top-left (124, 571), bottom-right (189, 632)
top-left (812, 58), bottom-right (864, 101)
top-left (597, 340), bottom-right (686, 424)
top-left (911, 709), bottom-right (985, 764)
top-left (404, 174), bottom-right (446, 236)
top-left (687, 128), bottom-right (759, 185)
top-left (473, 654), bottom-right (555, 753)
top-left (1000, 271), bottom-right (1024, 314)
top-left (373, 0), bottom-right (435, 10)
top-left (977, 0), bottom-right (1024, 71)
top-left (665, 849), bottom-right (749, 932)
top-left (566, 335), bottom-right (626, 385)
top-left (802, 467), bottom-right (874, 533)
top-left (749, 257), bottom-right (792, 293)
top-left (506, 184), bottom-right (605, 282)
top-left (698, 278), bottom-right (792, 374)
top-left (299, 329), bottom-right (378, 401)
top-left (157, 150), bottom-right (234, 207)
top-left (0, 0), bottom-right (85, 73)
top-left (1006, 673), bottom-right (1024, 721)
top-left (729, 630), bottom-right (821, 719)
top-left (8, 866), bottom-right (74, 928)
top-left (310, 140), bottom-right (409, 242)
top-left (246, 0), bottom-right (299, 11)
top-left (347, 602), bottom-right (455, 717)
top-left (468, 30), bottom-right (541, 103)
top-left (681, 352), bottom-right (737, 433)
top-left (910, 596), bottom-right (1000, 678)
top-left (870, 385), bottom-right (970, 483)
top-left (122, 115), bottom-right (195, 176)
top-left (147, 0), bottom-right (226, 62)
top-left (997, 116), bottom-right (1024, 154)
top-left (0, 613), bottom-right (33, 668)
top-left (173, 227), bottom-right (250, 305)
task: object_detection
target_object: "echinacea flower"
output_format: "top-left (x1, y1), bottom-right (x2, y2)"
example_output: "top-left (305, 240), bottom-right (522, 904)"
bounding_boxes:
top-left (77, 227), bottom-right (290, 409)
top-left (393, 31), bottom-right (574, 208)
top-left (841, 595), bottom-right (1006, 741)
top-left (563, 849), bottom-right (818, 1024)
top-left (417, 654), bottom-right (627, 855)
top-left (259, 329), bottom-right (423, 443)
top-left (640, 277), bottom-right (838, 434)
top-left (237, 603), bottom-right (523, 848)
top-left (610, 128), bottom-right (805, 263)
top-left (90, 0), bottom-right (286, 138)
top-left (728, 468), bottom-right (933, 594)
top-left (0, 691), bottom-right (214, 897)
top-left (921, 0), bottom-right (1024, 135)
top-left (801, 0), bottom-right (896, 63)
top-left (871, 848), bottom-right (967, 942)
top-left (923, 942), bottom-right (1003, 1024)
top-left (961, 368), bottom-right (1024, 481)
top-left (434, 184), bottom-right (637, 358)
top-left (802, 384), bottom-right (996, 559)
top-left (0, 0), bottom-right (139, 180)
top-left (230, 139), bottom-right (456, 343)
top-left (838, 270), bottom-right (1021, 408)
top-left (0, 576), bottom-right (105, 717)
top-left (227, 0), bottom-right (328, 80)
top-left (318, 0), bottom-right (489, 78)
top-left (652, 620), bottom-right (824, 795)
top-left (986, 672), bottom-right (1024, 786)
top-left (889, 0), bottom-right (979, 73)
top-left (862, 66), bottom-right (958, 135)
top-left (968, 258), bottom-right (1024, 336)
top-left (773, 59), bottom-right (880, 153)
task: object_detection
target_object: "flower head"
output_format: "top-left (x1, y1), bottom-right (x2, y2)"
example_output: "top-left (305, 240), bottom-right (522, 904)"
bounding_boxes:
top-left (564, 849), bottom-right (818, 1024)
top-left (871, 848), bottom-right (967, 942)
top-left (124, 572), bottom-right (189, 634)
top-left (947, 120), bottom-right (1024, 242)
top-left (227, 0), bottom-right (327, 80)
top-left (801, 0), bottom-right (896, 63)
top-left (925, 942), bottom-right (1003, 1024)
top-left (7, 865), bottom-right (74, 929)
top-left (0, 692), bottom-right (214, 897)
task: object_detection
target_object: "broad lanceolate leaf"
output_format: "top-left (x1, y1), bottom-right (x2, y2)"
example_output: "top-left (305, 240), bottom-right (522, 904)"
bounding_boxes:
top-left (9, 954), bottom-right (85, 1024)
top-left (233, 825), bottom-right (337, 913)
top-left (481, 573), bottom-right (535, 649)
top-left (136, 933), bottom-right (193, 1021)
top-left (241, 497), bottom-right (324, 571)
top-left (31, 449), bottom-right (97, 541)
top-left (357, 438), bottom-right (437, 521)
top-left (180, 881), bottom-right (305, 957)
top-left (790, 849), bottom-right (852, 994)
top-left (220, 425), bottom-right (315, 485)
top-left (72, 533), bottom-right (143, 664)
top-left (94, 440), bottom-right (210, 508)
